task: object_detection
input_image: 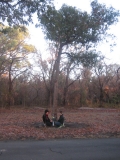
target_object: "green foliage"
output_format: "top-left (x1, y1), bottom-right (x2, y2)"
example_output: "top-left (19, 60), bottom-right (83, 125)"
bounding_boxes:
top-left (0, 25), bottom-right (36, 76)
top-left (65, 50), bottom-right (104, 68)
top-left (39, 0), bottom-right (119, 68)
top-left (40, 1), bottom-right (119, 46)
top-left (91, 0), bottom-right (119, 26)
top-left (0, 0), bottom-right (52, 26)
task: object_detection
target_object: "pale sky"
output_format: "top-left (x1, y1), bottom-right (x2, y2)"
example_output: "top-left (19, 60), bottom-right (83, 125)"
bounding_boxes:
top-left (28, 0), bottom-right (120, 65)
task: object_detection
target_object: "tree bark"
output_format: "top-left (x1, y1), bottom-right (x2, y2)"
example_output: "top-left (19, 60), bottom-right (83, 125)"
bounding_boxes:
top-left (62, 66), bottom-right (70, 106)
top-left (52, 46), bottom-right (62, 119)
top-left (7, 69), bottom-right (12, 108)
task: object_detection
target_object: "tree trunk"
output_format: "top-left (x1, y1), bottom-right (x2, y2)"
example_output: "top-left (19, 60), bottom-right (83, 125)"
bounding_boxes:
top-left (62, 87), bottom-right (67, 106)
top-left (52, 46), bottom-right (62, 119)
top-left (62, 63), bottom-right (71, 106)
top-left (99, 87), bottom-right (104, 107)
top-left (7, 70), bottom-right (13, 108)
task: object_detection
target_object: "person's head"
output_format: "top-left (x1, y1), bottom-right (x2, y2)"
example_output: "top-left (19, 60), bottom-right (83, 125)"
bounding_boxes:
top-left (45, 109), bottom-right (49, 115)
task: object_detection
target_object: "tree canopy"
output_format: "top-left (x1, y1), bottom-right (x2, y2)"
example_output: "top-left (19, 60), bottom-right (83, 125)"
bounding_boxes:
top-left (0, 25), bottom-right (36, 76)
top-left (0, 0), bottom-right (52, 26)
top-left (40, 1), bottom-right (119, 47)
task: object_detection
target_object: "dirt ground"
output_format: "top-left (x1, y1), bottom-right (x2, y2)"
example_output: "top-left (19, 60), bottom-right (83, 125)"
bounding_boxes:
top-left (0, 107), bottom-right (120, 140)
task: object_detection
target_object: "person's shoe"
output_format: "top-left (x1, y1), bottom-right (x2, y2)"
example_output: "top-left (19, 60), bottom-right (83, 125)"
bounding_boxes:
top-left (43, 123), bottom-right (46, 127)
top-left (62, 123), bottom-right (65, 127)
top-left (58, 124), bottom-right (65, 128)
top-left (58, 125), bottom-right (63, 128)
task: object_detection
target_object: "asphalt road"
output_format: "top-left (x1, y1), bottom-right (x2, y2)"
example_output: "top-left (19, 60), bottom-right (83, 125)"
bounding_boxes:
top-left (0, 138), bottom-right (120, 160)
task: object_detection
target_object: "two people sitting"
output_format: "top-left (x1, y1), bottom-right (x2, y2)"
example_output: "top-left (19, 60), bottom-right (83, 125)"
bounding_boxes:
top-left (42, 109), bottom-right (64, 127)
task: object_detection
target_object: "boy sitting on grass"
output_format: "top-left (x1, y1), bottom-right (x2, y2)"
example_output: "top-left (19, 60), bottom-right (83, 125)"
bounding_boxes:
top-left (54, 111), bottom-right (65, 128)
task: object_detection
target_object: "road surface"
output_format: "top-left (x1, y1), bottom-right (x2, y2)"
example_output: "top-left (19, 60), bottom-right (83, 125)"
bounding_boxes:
top-left (0, 138), bottom-right (120, 160)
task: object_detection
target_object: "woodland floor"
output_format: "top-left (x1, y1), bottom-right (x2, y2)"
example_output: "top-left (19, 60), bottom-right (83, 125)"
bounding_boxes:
top-left (0, 107), bottom-right (120, 140)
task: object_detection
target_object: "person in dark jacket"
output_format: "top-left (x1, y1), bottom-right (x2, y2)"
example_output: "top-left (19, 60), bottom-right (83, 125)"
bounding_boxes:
top-left (58, 111), bottom-right (64, 125)
top-left (42, 109), bottom-right (52, 127)
top-left (54, 111), bottom-right (65, 127)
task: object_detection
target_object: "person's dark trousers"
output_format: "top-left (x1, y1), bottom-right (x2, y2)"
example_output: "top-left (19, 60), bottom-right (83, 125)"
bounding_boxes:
top-left (54, 121), bottom-right (61, 127)
top-left (46, 122), bottom-right (52, 127)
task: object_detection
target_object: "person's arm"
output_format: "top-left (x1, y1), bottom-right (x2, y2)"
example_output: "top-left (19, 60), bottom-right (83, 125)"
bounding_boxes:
top-left (48, 117), bottom-right (51, 122)
top-left (42, 114), bottom-right (46, 124)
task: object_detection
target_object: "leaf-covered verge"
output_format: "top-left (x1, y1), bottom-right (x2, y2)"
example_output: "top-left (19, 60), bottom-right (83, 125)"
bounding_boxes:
top-left (0, 107), bottom-right (120, 141)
